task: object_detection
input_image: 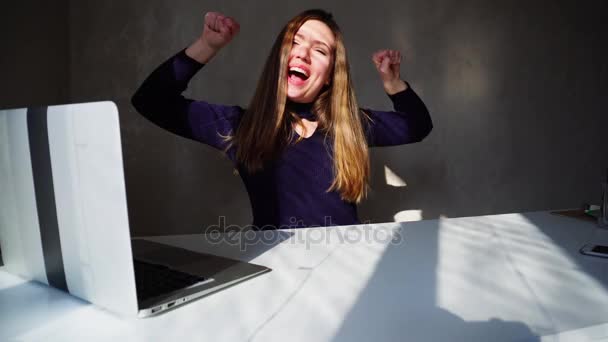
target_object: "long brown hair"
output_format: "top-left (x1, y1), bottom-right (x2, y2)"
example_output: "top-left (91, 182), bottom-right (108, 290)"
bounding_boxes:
top-left (221, 9), bottom-right (372, 204)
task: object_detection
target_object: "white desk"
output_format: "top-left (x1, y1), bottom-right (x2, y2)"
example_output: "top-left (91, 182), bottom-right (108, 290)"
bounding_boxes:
top-left (2, 211), bottom-right (608, 341)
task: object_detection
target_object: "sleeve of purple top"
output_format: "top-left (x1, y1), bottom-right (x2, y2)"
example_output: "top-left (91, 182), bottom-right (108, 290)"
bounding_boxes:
top-left (131, 47), bottom-right (244, 154)
top-left (361, 83), bottom-right (433, 147)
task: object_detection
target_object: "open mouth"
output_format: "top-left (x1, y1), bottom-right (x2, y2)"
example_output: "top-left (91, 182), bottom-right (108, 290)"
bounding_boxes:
top-left (288, 69), bottom-right (309, 84)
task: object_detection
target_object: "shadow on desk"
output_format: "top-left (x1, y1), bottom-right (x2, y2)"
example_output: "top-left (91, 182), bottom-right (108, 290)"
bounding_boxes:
top-left (495, 212), bottom-right (608, 333)
top-left (224, 219), bottom-right (543, 342)
top-left (323, 219), bottom-right (540, 342)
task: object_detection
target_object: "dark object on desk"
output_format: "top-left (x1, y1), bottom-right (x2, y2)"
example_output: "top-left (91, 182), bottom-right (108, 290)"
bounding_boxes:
top-left (580, 244), bottom-right (608, 258)
top-left (550, 209), bottom-right (597, 223)
top-left (592, 245), bottom-right (608, 254)
top-left (600, 179), bottom-right (608, 227)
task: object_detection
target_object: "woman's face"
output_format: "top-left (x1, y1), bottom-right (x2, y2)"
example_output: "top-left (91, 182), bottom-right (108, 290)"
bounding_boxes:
top-left (286, 19), bottom-right (335, 103)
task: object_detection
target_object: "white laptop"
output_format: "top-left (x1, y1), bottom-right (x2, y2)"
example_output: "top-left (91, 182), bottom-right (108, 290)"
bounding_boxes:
top-left (0, 101), bottom-right (270, 317)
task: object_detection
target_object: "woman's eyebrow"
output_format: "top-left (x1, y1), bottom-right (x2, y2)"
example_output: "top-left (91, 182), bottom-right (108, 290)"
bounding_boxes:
top-left (295, 33), bottom-right (332, 50)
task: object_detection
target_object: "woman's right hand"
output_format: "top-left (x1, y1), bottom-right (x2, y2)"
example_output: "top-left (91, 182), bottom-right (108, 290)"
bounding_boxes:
top-left (201, 12), bottom-right (240, 51)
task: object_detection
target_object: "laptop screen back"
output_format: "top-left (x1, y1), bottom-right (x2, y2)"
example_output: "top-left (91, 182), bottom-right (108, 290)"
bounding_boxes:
top-left (0, 101), bottom-right (138, 315)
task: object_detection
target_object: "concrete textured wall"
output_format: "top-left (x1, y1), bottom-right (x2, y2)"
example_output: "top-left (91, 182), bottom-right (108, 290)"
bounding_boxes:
top-left (7, 0), bottom-right (607, 237)
top-left (0, 1), bottom-right (69, 108)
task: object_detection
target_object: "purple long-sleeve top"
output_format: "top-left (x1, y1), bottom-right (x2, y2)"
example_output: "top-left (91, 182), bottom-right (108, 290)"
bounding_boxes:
top-left (131, 48), bottom-right (432, 230)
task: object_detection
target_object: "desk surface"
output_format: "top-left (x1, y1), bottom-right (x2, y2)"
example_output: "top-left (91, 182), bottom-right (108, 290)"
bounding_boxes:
top-left (2, 211), bottom-right (608, 342)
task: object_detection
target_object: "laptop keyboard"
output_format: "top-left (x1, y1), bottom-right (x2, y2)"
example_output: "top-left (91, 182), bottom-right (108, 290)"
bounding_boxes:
top-left (133, 259), bottom-right (208, 302)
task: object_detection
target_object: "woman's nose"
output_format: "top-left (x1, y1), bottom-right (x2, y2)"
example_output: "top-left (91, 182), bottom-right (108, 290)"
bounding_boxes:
top-left (293, 45), bottom-right (311, 62)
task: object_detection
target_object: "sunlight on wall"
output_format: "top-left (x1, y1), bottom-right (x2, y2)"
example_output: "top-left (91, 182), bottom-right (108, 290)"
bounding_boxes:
top-left (441, 32), bottom-right (490, 103)
top-left (384, 165), bottom-right (407, 187)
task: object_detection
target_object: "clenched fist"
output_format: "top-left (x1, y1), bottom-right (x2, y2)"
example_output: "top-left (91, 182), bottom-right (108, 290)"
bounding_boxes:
top-left (372, 50), bottom-right (402, 84)
top-left (201, 12), bottom-right (240, 50)
top-left (372, 49), bottom-right (407, 94)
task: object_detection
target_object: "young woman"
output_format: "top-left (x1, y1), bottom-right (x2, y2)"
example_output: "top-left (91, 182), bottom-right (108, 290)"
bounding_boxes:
top-left (131, 9), bottom-right (432, 230)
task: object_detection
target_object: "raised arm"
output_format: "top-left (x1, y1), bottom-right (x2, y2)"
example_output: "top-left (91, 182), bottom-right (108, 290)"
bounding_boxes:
top-left (363, 49), bottom-right (433, 147)
top-left (130, 12), bottom-right (243, 152)
top-left (362, 84), bottom-right (433, 146)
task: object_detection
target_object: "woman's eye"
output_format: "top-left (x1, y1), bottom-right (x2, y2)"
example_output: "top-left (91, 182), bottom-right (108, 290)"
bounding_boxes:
top-left (292, 40), bottom-right (326, 55)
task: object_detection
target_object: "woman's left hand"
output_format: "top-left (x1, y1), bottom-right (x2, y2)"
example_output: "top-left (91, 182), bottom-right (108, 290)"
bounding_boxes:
top-left (372, 49), bottom-right (407, 94)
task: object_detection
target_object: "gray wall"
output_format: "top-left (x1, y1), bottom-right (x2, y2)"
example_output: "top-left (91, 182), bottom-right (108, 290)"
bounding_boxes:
top-left (0, 1), bottom-right (69, 108)
top-left (3, 1), bottom-right (607, 237)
